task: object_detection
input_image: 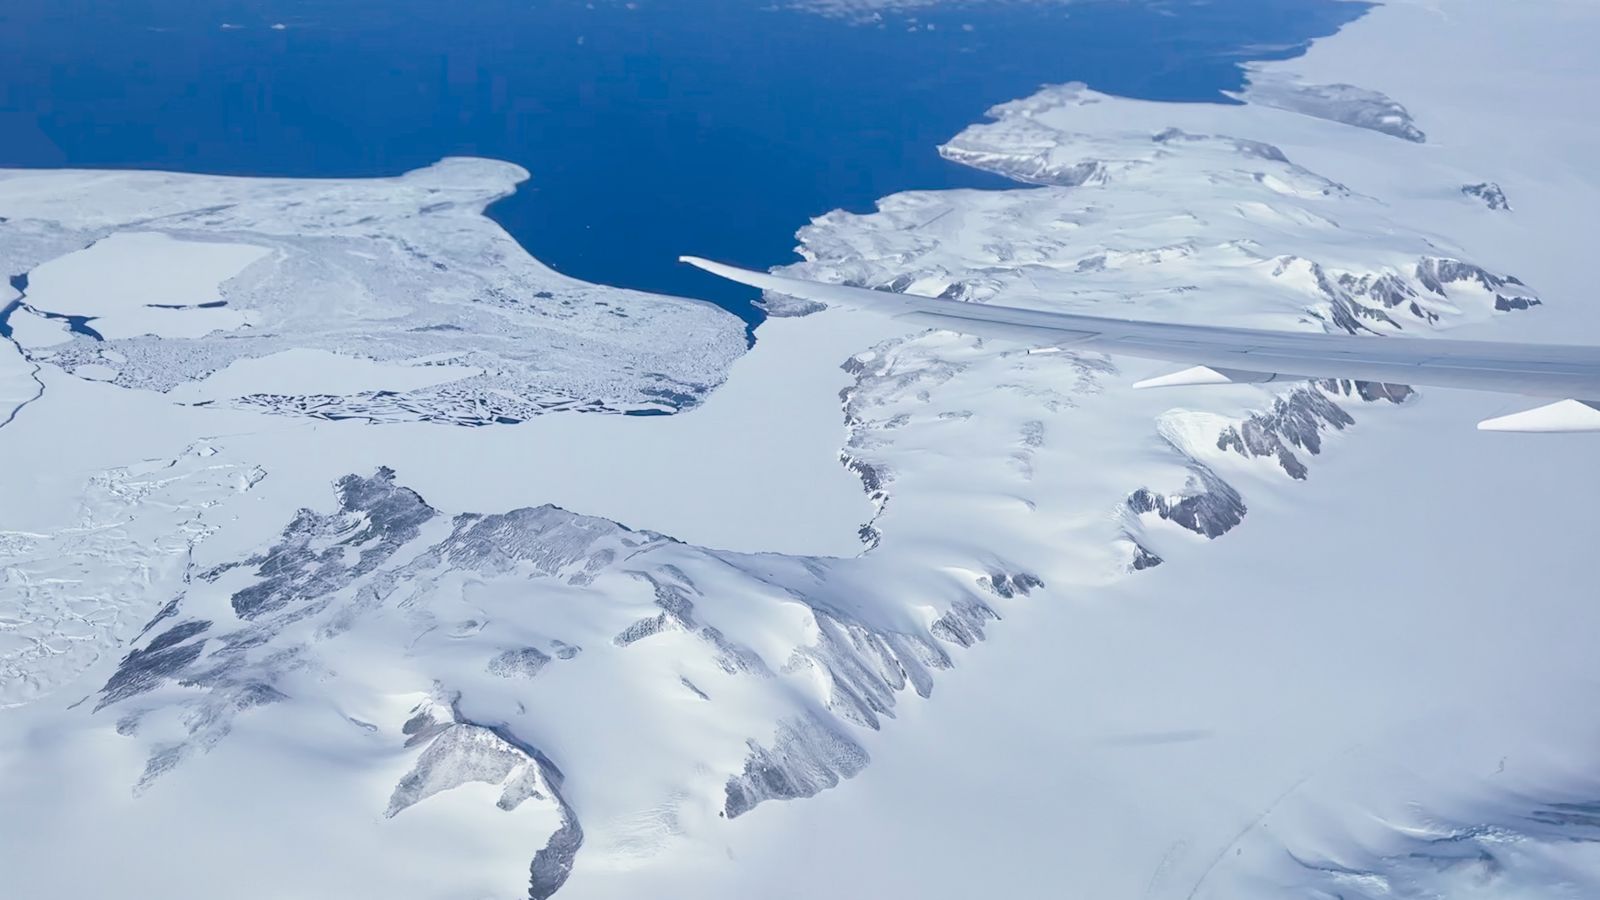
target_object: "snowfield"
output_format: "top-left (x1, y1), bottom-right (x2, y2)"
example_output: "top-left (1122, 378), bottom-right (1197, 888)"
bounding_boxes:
top-left (0, 158), bottom-right (747, 423)
top-left (2, 1), bottom-right (1600, 898)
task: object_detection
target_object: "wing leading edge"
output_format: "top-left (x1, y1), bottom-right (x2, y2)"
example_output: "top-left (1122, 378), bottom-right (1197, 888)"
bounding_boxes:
top-left (680, 256), bottom-right (1600, 432)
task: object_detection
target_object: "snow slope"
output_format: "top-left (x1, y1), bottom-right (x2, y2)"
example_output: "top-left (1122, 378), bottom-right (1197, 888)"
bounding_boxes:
top-left (3, 1), bottom-right (1600, 898)
top-left (621, 3), bottom-right (1600, 899)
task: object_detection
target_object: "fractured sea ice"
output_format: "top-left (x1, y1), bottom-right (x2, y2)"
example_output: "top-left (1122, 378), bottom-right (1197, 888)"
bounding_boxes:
top-left (0, 159), bottom-right (745, 424)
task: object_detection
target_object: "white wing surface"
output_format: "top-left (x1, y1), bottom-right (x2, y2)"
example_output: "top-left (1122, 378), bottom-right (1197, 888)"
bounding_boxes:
top-left (681, 256), bottom-right (1600, 432)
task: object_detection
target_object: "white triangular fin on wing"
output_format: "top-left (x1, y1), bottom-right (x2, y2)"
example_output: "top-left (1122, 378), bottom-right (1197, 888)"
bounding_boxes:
top-left (1132, 366), bottom-right (1284, 389)
top-left (1478, 399), bottom-right (1600, 432)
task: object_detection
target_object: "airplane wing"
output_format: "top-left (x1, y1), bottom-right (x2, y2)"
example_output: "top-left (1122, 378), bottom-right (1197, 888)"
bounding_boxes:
top-left (680, 256), bottom-right (1600, 432)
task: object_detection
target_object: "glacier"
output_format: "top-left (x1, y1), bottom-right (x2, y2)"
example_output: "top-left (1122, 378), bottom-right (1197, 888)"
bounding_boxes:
top-left (3, 0), bottom-right (1600, 898)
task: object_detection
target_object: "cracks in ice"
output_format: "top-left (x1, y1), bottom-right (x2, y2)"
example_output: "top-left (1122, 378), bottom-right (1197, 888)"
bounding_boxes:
top-left (0, 274), bottom-right (48, 431)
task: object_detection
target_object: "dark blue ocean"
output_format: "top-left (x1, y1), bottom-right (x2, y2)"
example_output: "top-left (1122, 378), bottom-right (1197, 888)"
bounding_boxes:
top-left (0, 0), bottom-right (1366, 330)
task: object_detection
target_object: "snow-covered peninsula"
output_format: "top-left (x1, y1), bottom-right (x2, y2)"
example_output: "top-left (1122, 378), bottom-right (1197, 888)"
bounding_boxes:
top-left (3, 1), bottom-right (1600, 898)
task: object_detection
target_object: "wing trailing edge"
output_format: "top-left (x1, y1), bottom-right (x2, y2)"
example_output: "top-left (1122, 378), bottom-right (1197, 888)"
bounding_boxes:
top-left (680, 256), bottom-right (1600, 430)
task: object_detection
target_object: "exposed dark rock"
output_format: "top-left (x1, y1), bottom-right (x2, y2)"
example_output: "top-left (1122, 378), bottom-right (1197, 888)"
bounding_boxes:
top-left (1129, 541), bottom-right (1164, 572)
top-left (1462, 182), bottom-right (1511, 211)
top-left (1216, 386), bottom-right (1357, 480)
top-left (488, 647), bottom-right (553, 679)
top-left (1128, 467), bottom-right (1246, 539)
top-left (231, 682), bottom-right (289, 709)
top-left (1415, 257), bottom-right (1539, 312)
top-left (419, 503), bottom-right (663, 585)
top-left (402, 706), bottom-right (451, 748)
top-left (612, 613), bottom-right (672, 646)
top-left (1323, 379), bottom-right (1414, 404)
top-left (224, 467), bottom-right (436, 620)
top-left (133, 596), bottom-right (183, 641)
top-left (89, 462), bottom-right (1035, 887)
top-left (723, 716), bottom-right (868, 819)
top-left (979, 571), bottom-right (1044, 599)
top-left (679, 678), bottom-right (710, 701)
top-left (96, 620), bottom-right (211, 710)
top-left (529, 809), bottom-right (584, 900)
top-left (841, 454), bottom-right (889, 496)
top-left (388, 724), bottom-right (530, 817)
top-left (699, 624), bottom-right (771, 676)
top-left (386, 703), bottom-right (585, 900)
top-left (931, 598), bottom-right (1001, 647)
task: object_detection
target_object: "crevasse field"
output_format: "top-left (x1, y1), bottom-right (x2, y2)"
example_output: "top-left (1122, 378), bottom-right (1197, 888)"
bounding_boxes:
top-left (3, 1), bottom-right (1600, 898)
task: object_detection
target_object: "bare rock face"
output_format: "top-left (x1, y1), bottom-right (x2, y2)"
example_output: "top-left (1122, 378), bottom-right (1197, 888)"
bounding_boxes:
top-left (1128, 541), bottom-right (1165, 572)
top-left (1462, 181), bottom-right (1511, 211)
top-left (1128, 467), bottom-right (1247, 540)
top-left (722, 715), bottom-right (870, 819)
top-left (385, 704), bottom-right (584, 900)
top-left (489, 647), bottom-right (553, 679)
top-left (1217, 386), bottom-right (1353, 480)
top-left (221, 467), bottom-right (438, 620)
top-left (1414, 257), bottom-right (1538, 312)
top-left (387, 721), bottom-right (549, 817)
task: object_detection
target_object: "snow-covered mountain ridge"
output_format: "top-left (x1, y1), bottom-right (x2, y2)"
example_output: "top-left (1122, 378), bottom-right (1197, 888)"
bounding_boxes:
top-left (785, 79), bottom-right (1537, 569)
top-left (3, 1), bottom-right (1600, 898)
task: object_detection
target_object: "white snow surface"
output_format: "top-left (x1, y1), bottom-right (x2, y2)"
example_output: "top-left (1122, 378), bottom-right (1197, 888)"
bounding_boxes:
top-left (3, 1), bottom-right (1600, 899)
top-left (0, 158), bottom-right (746, 422)
top-left (18, 231), bottom-right (270, 341)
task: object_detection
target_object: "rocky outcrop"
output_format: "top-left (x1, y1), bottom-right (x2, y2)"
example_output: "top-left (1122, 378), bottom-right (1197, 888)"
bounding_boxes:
top-left (92, 465), bottom-right (1045, 892)
top-left (1128, 467), bottom-right (1247, 539)
top-left (1462, 181), bottom-right (1511, 211)
top-left (723, 715), bottom-right (869, 819)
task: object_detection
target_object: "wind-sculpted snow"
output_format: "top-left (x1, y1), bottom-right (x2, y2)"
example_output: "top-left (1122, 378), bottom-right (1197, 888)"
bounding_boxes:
top-left (0, 159), bottom-right (745, 423)
top-left (1279, 821), bottom-right (1600, 900)
top-left (1180, 709), bottom-right (1600, 900)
